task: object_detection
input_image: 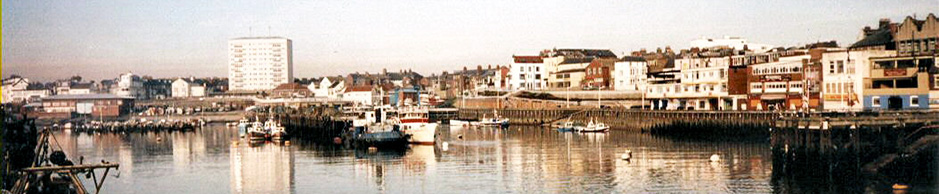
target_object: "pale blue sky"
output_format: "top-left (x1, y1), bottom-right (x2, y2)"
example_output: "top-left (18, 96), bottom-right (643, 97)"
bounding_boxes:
top-left (3, 0), bottom-right (937, 81)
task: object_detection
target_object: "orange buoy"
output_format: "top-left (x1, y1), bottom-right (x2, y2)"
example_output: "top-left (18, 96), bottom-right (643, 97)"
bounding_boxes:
top-left (892, 183), bottom-right (909, 190)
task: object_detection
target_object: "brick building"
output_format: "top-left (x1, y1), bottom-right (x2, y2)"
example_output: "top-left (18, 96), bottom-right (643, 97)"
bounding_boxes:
top-left (38, 94), bottom-right (135, 119)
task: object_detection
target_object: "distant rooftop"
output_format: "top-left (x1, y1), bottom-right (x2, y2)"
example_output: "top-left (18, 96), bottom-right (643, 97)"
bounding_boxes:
top-left (43, 94), bottom-right (134, 100)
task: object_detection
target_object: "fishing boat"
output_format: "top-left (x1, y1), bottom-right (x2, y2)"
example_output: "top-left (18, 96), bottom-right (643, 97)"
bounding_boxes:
top-left (556, 121), bottom-right (577, 132)
top-left (577, 119), bottom-right (610, 133)
top-left (350, 107), bottom-right (410, 148)
top-left (449, 119), bottom-right (474, 127)
top-left (394, 107), bottom-right (438, 145)
top-left (477, 110), bottom-right (509, 128)
top-left (246, 117), bottom-right (268, 141)
top-left (265, 116), bottom-right (288, 141)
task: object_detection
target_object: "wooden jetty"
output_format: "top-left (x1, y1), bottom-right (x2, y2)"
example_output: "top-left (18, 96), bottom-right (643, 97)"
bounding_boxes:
top-left (771, 111), bottom-right (939, 186)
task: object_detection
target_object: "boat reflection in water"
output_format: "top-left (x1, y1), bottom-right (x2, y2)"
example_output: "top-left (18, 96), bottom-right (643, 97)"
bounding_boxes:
top-left (230, 141), bottom-right (295, 194)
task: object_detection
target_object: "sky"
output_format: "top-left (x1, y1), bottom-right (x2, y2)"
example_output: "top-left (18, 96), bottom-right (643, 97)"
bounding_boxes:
top-left (3, 0), bottom-right (938, 81)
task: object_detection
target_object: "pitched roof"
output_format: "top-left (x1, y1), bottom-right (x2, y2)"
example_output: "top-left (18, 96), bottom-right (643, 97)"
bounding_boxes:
top-left (513, 56), bottom-right (543, 63)
top-left (850, 28), bottom-right (894, 49)
top-left (621, 56), bottom-right (647, 62)
top-left (273, 83), bottom-right (308, 91)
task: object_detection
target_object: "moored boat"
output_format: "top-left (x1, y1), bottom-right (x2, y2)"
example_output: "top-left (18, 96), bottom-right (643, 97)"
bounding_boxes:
top-left (577, 119), bottom-right (610, 133)
top-left (349, 107), bottom-right (410, 148)
top-left (394, 107), bottom-right (438, 145)
top-left (477, 110), bottom-right (509, 128)
top-left (265, 116), bottom-right (288, 141)
top-left (246, 117), bottom-right (268, 141)
top-left (556, 121), bottom-right (577, 132)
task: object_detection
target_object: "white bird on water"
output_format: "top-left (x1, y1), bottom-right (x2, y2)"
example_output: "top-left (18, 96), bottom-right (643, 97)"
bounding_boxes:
top-left (710, 154), bottom-right (720, 162)
top-left (621, 150), bottom-right (632, 160)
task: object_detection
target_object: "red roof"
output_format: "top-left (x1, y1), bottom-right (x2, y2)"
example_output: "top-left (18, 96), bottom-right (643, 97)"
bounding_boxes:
top-left (273, 83), bottom-right (308, 91)
top-left (513, 56), bottom-right (543, 63)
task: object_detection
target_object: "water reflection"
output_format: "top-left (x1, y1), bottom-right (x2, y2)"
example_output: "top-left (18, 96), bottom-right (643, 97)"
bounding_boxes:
top-left (52, 124), bottom-right (782, 193)
top-left (230, 142), bottom-right (295, 194)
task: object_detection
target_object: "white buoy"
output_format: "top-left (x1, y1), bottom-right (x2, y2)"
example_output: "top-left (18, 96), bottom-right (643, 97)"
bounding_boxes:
top-left (710, 154), bottom-right (720, 162)
top-left (621, 150), bottom-right (632, 160)
top-left (442, 142), bottom-right (449, 151)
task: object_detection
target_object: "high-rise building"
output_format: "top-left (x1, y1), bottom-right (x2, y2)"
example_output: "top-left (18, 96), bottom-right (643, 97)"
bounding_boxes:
top-left (228, 37), bottom-right (293, 91)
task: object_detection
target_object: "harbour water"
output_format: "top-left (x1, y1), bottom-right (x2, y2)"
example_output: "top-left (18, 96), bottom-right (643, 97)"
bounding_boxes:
top-left (51, 124), bottom-right (902, 193)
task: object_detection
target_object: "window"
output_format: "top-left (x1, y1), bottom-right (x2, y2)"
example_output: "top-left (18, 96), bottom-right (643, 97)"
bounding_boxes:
top-left (935, 74), bottom-right (939, 89)
top-left (829, 61), bottom-right (835, 73)
top-left (873, 96), bottom-right (881, 107)
top-left (837, 60), bottom-right (845, 73)
top-left (911, 96), bottom-right (919, 107)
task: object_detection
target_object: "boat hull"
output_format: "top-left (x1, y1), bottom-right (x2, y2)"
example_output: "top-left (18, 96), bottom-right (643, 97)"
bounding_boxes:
top-left (247, 131), bottom-right (269, 141)
top-left (352, 130), bottom-right (410, 148)
top-left (401, 123), bottom-right (438, 145)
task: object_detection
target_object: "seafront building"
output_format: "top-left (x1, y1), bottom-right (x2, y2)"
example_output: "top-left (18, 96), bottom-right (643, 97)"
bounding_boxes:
top-left (37, 94), bottom-right (135, 118)
top-left (171, 78), bottom-right (207, 98)
top-left (542, 49), bottom-right (618, 89)
top-left (613, 56), bottom-right (648, 92)
top-left (113, 72), bottom-right (146, 99)
top-left (2, 77), bottom-right (50, 104)
top-left (861, 14), bottom-right (937, 110)
top-left (228, 37), bottom-right (293, 91)
top-left (507, 56), bottom-right (546, 90)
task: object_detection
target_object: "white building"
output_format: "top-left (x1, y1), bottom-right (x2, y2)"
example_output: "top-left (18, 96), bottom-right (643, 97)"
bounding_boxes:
top-left (228, 37), bottom-right (293, 91)
top-left (690, 36), bottom-right (774, 53)
top-left (112, 72), bottom-right (146, 99)
top-left (820, 49), bottom-right (896, 111)
top-left (311, 77), bottom-right (345, 99)
top-left (343, 86), bottom-right (378, 105)
top-left (613, 56), bottom-right (648, 91)
top-left (171, 78), bottom-right (206, 98)
top-left (2, 77), bottom-right (50, 104)
top-left (507, 56), bottom-right (546, 90)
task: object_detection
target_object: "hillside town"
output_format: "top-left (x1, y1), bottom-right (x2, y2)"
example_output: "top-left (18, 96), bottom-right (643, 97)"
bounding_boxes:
top-left (3, 14), bottom-right (938, 119)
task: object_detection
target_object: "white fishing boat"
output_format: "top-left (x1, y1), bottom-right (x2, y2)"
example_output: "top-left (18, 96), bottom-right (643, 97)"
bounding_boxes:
top-left (394, 107), bottom-right (438, 145)
top-left (265, 116), bottom-right (288, 141)
top-left (449, 119), bottom-right (474, 127)
top-left (577, 119), bottom-right (610, 133)
top-left (477, 110), bottom-right (509, 127)
top-left (246, 117), bottom-right (268, 141)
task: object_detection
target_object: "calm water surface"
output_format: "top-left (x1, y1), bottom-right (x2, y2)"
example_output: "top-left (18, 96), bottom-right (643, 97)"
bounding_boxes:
top-left (56, 124), bottom-right (777, 193)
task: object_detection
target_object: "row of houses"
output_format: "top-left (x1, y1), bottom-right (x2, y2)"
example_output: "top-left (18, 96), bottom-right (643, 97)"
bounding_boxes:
top-left (434, 14), bottom-right (938, 111)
